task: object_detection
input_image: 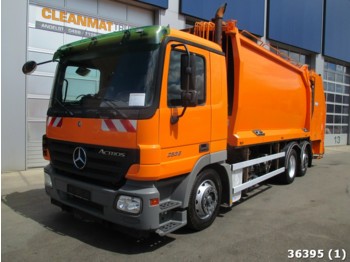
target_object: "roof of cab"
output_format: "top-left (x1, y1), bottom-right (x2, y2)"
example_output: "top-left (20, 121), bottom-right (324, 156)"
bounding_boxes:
top-left (53, 25), bottom-right (223, 60)
top-left (53, 25), bottom-right (170, 60)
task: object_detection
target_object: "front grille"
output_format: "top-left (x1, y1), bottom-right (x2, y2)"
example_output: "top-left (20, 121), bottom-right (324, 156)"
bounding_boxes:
top-left (48, 139), bottom-right (140, 188)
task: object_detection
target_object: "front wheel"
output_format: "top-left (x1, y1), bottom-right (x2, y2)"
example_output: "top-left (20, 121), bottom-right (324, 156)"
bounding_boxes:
top-left (187, 168), bottom-right (222, 231)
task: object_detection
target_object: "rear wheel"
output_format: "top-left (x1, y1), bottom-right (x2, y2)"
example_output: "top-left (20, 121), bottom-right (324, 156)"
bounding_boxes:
top-left (279, 145), bottom-right (298, 184)
top-left (297, 142), bottom-right (311, 177)
top-left (187, 168), bottom-right (222, 231)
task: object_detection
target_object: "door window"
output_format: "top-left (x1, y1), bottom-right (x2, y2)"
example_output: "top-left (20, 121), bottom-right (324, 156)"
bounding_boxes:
top-left (167, 50), bottom-right (206, 107)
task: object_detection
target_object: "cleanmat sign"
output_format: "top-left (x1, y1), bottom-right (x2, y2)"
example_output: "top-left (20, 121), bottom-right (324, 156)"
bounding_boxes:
top-left (34, 5), bottom-right (133, 37)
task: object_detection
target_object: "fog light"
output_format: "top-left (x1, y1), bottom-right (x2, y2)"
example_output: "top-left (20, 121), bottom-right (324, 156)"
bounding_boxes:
top-left (116, 195), bottom-right (142, 214)
top-left (44, 172), bottom-right (52, 188)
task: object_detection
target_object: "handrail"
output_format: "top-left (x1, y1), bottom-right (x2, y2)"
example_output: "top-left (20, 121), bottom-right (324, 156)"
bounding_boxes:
top-left (193, 22), bottom-right (215, 41)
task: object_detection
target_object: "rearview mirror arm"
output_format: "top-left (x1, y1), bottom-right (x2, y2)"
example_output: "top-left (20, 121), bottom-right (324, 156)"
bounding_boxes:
top-left (170, 107), bottom-right (187, 125)
top-left (22, 59), bottom-right (58, 74)
top-left (37, 60), bottom-right (56, 66)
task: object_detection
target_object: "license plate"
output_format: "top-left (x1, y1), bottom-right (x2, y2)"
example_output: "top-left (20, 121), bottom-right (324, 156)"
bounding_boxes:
top-left (67, 184), bottom-right (91, 201)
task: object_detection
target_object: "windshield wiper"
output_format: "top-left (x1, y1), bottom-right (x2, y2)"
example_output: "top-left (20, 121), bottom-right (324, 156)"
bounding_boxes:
top-left (54, 98), bottom-right (74, 116)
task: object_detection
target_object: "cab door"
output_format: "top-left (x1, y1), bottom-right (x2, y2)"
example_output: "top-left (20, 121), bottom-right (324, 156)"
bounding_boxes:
top-left (159, 41), bottom-right (211, 177)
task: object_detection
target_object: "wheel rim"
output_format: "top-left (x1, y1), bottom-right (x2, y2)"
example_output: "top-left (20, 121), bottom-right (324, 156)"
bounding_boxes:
top-left (288, 154), bottom-right (297, 179)
top-left (195, 180), bottom-right (218, 220)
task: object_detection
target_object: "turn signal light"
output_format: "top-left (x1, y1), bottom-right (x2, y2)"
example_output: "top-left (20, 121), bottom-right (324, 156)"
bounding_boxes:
top-left (150, 198), bottom-right (159, 206)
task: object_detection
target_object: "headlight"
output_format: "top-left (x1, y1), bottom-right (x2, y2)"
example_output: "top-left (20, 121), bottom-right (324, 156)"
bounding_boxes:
top-left (116, 195), bottom-right (142, 214)
top-left (44, 172), bottom-right (52, 188)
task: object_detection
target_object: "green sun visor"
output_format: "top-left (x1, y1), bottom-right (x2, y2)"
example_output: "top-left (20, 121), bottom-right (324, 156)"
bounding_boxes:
top-left (53, 26), bottom-right (170, 61)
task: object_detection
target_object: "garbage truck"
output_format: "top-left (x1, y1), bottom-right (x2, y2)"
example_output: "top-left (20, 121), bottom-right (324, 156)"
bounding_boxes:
top-left (22, 4), bottom-right (326, 236)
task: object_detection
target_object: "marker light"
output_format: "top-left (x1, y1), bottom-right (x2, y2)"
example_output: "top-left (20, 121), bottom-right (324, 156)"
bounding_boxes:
top-left (150, 198), bottom-right (159, 206)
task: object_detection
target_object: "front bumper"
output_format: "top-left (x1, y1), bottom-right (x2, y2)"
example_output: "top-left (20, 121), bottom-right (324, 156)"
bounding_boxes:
top-left (44, 165), bottom-right (161, 231)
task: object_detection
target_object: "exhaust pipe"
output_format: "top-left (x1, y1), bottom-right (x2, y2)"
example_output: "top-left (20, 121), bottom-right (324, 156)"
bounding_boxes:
top-left (214, 3), bottom-right (227, 46)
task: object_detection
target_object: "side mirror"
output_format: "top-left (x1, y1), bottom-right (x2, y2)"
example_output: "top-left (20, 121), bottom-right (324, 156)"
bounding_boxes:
top-left (180, 54), bottom-right (197, 107)
top-left (22, 61), bottom-right (37, 74)
top-left (169, 43), bottom-right (199, 124)
top-left (22, 59), bottom-right (56, 75)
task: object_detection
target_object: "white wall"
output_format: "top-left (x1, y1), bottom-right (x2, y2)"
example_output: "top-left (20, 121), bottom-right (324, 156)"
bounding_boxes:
top-left (157, 0), bottom-right (185, 29)
top-left (1, 0), bottom-right (28, 171)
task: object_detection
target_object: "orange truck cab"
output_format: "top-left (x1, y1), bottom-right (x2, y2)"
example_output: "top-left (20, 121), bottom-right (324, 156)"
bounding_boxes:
top-left (23, 5), bottom-right (325, 236)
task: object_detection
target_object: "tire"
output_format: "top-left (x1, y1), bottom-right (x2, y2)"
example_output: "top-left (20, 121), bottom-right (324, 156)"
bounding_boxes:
top-left (280, 147), bottom-right (298, 184)
top-left (297, 142), bottom-right (311, 177)
top-left (187, 168), bottom-right (222, 231)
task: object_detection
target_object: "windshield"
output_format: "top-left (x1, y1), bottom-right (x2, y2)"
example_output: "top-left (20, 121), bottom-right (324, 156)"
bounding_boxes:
top-left (50, 44), bottom-right (160, 118)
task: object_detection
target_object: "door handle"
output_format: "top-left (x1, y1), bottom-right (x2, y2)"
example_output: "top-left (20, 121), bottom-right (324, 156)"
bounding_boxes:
top-left (199, 143), bottom-right (209, 153)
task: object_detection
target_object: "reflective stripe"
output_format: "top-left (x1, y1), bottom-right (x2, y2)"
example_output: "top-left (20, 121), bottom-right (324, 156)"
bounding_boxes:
top-left (47, 117), bottom-right (62, 127)
top-left (101, 119), bottom-right (137, 132)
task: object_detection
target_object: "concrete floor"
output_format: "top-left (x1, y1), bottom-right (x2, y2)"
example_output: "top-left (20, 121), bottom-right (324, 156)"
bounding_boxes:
top-left (2, 146), bottom-right (350, 261)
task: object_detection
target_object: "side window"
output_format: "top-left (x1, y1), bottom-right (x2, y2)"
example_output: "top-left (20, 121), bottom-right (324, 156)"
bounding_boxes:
top-left (167, 50), bottom-right (206, 107)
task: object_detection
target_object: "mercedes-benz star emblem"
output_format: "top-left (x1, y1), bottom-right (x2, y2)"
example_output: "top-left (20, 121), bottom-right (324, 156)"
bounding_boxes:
top-left (73, 147), bottom-right (87, 170)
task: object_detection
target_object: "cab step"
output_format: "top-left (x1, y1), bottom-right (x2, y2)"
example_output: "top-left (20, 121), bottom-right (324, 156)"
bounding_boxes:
top-left (159, 199), bottom-right (182, 212)
top-left (156, 210), bottom-right (187, 236)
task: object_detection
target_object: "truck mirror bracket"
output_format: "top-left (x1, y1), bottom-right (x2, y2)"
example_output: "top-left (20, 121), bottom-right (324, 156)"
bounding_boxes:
top-left (170, 107), bottom-right (187, 125)
top-left (22, 59), bottom-right (57, 75)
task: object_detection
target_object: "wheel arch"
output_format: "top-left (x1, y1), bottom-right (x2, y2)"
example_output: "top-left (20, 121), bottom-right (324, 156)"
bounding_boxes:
top-left (171, 151), bottom-right (229, 208)
top-left (282, 141), bottom-right (301, 160)
top-left (207, 163), bottom-right (231, 206)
